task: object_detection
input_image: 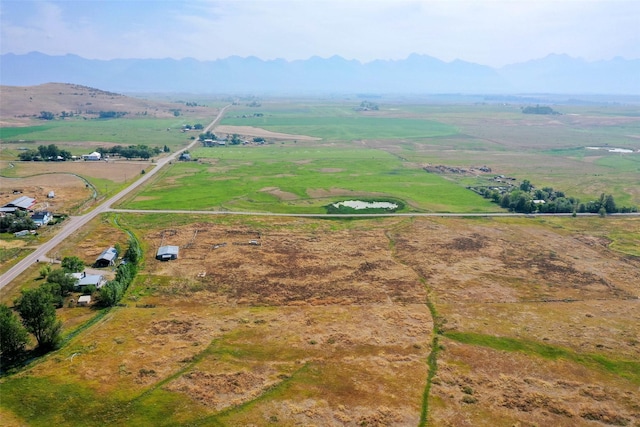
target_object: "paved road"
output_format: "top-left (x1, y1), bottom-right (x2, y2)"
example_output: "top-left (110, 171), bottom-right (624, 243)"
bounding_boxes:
top-left (0, 106), bottom-right (230, 290)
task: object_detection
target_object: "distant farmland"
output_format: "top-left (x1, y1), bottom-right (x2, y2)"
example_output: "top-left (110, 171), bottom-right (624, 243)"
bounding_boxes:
top-left (1, 95), bottom-right (639, 426)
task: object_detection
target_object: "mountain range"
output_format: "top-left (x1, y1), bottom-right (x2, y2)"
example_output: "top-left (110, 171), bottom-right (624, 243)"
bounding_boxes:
top-left (1, 52), bottom-right (638, 94)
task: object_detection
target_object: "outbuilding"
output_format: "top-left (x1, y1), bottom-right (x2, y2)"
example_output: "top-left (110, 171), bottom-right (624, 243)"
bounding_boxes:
top-left (95, 247), bottom-right (118, 267)
top-left (156, 245), bottom-right (179, 261)
top-left (3, 196), bottom-right (36, 211)
top-left (82, 152), bottom-right (102, 161)
top-left (77, 295), bottom-right (92, 306)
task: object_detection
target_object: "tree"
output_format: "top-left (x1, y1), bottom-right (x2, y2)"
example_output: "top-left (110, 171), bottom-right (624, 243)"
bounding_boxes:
top-left (18, 149), bottom-right (41, 161)
top-left (14, 287), bottom-right (62, 351)
top-left (61, 256), bottom-right (85, 273)
top-left (604, 194), bottom-right (617, 214)
top-left (39, 264), bottom-right (51, 279)
top-left (519, 179), bottom-right (532, 192)
top-left (0, 304), bottom-right (30, 364)
top-left (39, 111), bottom-right (55, 120)
top-left (124, 237), bottom-right (142, 264)
top-left (46, 268), bottom-right (78, 296)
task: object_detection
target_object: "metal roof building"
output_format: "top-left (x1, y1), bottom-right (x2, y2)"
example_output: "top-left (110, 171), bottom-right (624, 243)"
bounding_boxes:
top-left (95, 247), bottom-right (118, 267)
top-left (156, 245), bottom-right (179, 261)
top-left (3, 196), bottom-right (36, 210)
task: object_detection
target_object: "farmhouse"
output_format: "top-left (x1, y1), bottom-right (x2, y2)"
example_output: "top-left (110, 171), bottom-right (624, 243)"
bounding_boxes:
top-left (156, 245), bottom-right (179, 261)
top-left (82, 151), bottom-right (102, 161)
top-left (77, 295), bottom-right (92, 306)
top-left (72, 272), bottom-right (105, 289)
top-left (31, 211), bottom-right (53, 227)
top-left (95, 247), bottom-right (118, 267)
top-left (3, 196), bottom-right (36, 211)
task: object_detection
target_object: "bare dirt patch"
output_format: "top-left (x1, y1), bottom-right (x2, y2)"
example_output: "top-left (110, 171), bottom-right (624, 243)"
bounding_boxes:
top-left (166, 369), bottom-right (281, 411)
top-left (0, 173), bottom-right (91, 213)
top-left (214, 125), bottom-right (321, 141)
top-left (2, 160), bottom-right (150, 183)
top-left (259, 187), bottom-right (299, 201)
top-left (306, 187), bottom-right (358, 198)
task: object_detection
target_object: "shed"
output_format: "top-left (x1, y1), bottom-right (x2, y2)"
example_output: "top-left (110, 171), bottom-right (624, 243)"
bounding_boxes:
top-left (156, 245), bottom-right (179, 261)
top-left (77, 295), bottom-right (92, 306)
top-left (95, 247), bottom-right (118, 267)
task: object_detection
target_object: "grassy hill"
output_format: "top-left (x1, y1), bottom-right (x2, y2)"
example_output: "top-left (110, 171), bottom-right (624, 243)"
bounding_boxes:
top-left (0, 83), bottom-right (204, 122)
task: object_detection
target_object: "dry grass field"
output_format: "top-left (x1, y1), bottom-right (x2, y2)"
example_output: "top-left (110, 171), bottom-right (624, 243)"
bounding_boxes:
top-left (0, 83), bottom-right (204, 123)
top-left (0, 160), bottom-right (153, 218)
top-left (1, 213), bottom-right (638, 426)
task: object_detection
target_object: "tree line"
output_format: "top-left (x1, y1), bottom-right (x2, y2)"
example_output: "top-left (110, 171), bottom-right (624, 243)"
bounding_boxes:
top-left (473, 179), bottom-right (637, 215)
top-left (97, 144), bottom-right (161, 160)
top-left (38, 110), bottom-right (127, 120)
top-left (98, 237), bottom-right (141, 307)
top-left (0, 211), bottom-right (36, 233)
top-left (17, 144), bottom-right (72, 161)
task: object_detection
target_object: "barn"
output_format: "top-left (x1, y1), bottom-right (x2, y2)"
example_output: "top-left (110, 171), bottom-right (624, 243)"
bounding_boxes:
top-left (156, 245), bottom-right (179, 261)
top-left (95, 247), bottom-right (118, 267)
top-left (3, 196), bottom-right (36, 211)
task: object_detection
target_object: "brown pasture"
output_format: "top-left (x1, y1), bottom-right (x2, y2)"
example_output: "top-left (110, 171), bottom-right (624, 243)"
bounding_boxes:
top-left (3, 213), bottom-right (638, 425)
top-left (0, 83), bottom-right (205, 120)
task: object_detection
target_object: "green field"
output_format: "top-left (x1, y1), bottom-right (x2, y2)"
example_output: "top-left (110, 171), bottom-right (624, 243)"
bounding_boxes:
top-left (0, 117), bottom-right (202, 148)
top-left (119, 145), bottom-right (498, 213)
top-left (222, 114), bottom-right (458, 141)
top-left (3, 101), bottom-right (639, 209)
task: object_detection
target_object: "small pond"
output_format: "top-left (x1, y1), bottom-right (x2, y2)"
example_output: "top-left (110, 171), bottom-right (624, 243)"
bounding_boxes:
top-left (331, 200), bottom-right (399, 210)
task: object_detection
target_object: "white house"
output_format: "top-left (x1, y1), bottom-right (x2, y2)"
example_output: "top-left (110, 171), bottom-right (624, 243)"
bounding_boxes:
top-left (72, 272), bottom-right (105, 289)
top-left (82, 152), bottom-right (102, 161)
top-left (31, 211), bottom-right (53, 227)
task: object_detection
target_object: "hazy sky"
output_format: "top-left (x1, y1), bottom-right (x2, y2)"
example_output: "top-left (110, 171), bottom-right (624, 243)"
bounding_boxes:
top-left (1, 0), bottom-right (638, 66)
